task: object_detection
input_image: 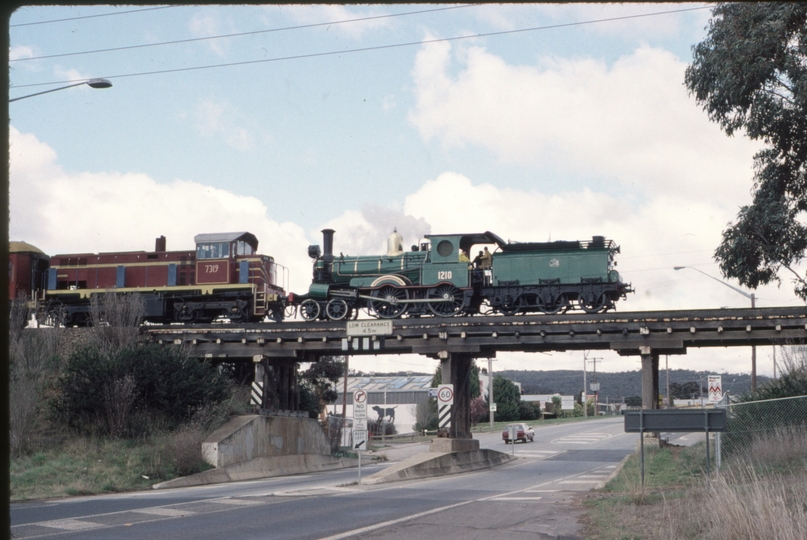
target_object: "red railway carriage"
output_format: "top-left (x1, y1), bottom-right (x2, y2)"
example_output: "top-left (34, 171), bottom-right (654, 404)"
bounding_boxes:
top-left (9, 241), bottom-right (50, 301)
top-left (39, 231), bottom-right (286, 326)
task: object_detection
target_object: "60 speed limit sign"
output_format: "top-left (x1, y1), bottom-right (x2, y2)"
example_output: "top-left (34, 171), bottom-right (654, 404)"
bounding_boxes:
top-left (437, 384), bottom-right (454, 406)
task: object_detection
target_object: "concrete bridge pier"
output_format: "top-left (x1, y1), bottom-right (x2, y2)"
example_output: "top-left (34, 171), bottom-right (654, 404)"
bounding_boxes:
top-left (433, 351), bottom-right (480, 452)
top-left (640, 347), bottom-right (660, 409)
top-left (254, 357), bottom-right (302, 415)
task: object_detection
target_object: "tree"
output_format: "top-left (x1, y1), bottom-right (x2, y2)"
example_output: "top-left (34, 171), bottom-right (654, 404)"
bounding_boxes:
top-left (89, 292), bottom-right (145, 353)
top-left (53, 344), bottom-right (231, 437)
top-left (9, 295), bottom-right (63, 455)
top-left (518, 400), bottom-right (541, 421)
top-left (669, 381), bottom-right (705, 400)
top-left (299, 355), bottom-right (345, 419)
top-left (431, 362), bottom-right (481, 398)
top-left (470, 396), bottom-right (488, 426)
top-left (491, 376), bottom-right (520, 421)
top-left (685, 3), bottom-right (807, 300)
top-left (744, 346), bottom-right (807, 401)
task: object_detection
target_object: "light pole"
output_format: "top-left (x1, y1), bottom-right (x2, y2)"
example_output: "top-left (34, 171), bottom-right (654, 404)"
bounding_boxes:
top-left (9, 78), bottom-right (112, 102)
top-left (674, 266), bottom-right (757, 390)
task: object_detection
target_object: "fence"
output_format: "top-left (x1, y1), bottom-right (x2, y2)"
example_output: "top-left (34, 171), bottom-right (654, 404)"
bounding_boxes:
top-left (321, 415), bottom-right (401, 452)
top-left (716, 395), bottom-right (807, 465)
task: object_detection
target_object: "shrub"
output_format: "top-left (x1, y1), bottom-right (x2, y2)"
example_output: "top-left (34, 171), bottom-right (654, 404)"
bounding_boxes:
top-left (368, 418), bottom-right (397, 437)
top-left (470, 396), bottom-right (488, 426)
top-left (53, 344), bottom-right (231, 437)
top-left (518, 400), bottom-right (541, 421)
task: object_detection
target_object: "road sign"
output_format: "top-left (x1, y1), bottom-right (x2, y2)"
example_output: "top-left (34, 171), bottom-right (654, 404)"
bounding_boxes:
top-left (708, 375), bottom-right (722, 403)
top-left (489, 403), bottom-right (497, 412)
top-left (561, 396), bottom-right (574, 410)
top-left (346, 320), bottom-right (393, 336)
top-left (624, 409), bottom-right (727, 433)
top-left (353, 429), bottom-right (368, 450)
top-left (353, 390), bottom-right (367, 419)
top-left (437, 384), bottom-right (454, 406)
top-left (437, 384), bottom-right (453, 430)
top-left (353, 418), bottom-right (367, 432)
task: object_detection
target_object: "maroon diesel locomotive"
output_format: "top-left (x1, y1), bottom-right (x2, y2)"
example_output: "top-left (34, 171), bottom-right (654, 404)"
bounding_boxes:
top-left (9, 241), bottom-right (51, 302)
top-left (9, 232), bottom-right (287, 326)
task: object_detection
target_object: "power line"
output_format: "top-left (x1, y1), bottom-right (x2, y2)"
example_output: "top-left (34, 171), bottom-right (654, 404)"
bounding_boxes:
top-left (9, 5), bottom-right (181, 27)
top-left (10, 4), bottom-right (714, 90)
top-left (11, 4), bottom-right (483, 63)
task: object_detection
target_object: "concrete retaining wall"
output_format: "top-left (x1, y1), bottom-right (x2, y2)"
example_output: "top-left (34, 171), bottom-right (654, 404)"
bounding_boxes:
top-left (363, 448), bottom-right (514, 485)
top-left (202, 415), bottom-right (331, 468)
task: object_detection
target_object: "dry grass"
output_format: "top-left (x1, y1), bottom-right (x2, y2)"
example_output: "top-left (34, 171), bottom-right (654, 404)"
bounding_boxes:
top-left (583, 432), bottom-right (807, 540)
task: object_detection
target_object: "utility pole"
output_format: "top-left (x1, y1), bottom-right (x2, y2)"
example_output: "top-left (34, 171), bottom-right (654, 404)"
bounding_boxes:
top-left (488, 357), bottom-right (495, 430)
top-left (588, 357), bottom-right (602, 415)
top-left (583, 352), bottom-right (588, 418)
top-left (773, 346), bottom-right (777, 379)
top-left (666, 355), bottom-right (670, 408)
top-left (341, 357), bottom-right (349, 421)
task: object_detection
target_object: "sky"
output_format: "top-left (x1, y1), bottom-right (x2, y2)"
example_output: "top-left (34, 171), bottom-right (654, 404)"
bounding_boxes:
top-left (8, 3), bottom-right (806, 380)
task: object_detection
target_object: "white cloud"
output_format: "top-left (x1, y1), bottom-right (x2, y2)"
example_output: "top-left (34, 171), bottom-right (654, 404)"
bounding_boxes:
top-left (473, 3), bottom-right (712, 41)
top-left (9, 127), bottom-right (800, 376)
top-left (317, 205), bottom-right (430, 257)
top-left (409, 41), bottom-right (761, 209)
top-left (9, 45), bottom-right (36, 63)
top-left (8, 127), bottom-right (311, 293)
top-left (188, 13), bottom-right (229, 57)
top-left (194, 98), bottom-right (254, 150)
top-left (274, 4), bottom-right (392, 39)
top-left (382, 94), bottom-right (397, 111)
top-left (398, 171), bottom-right (803, 374)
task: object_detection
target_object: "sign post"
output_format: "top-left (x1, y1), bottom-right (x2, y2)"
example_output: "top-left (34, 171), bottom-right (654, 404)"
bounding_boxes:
top-left (624, 409), bottom-right (727, 488)
top-left (353, 390), bottom-right (368, 484)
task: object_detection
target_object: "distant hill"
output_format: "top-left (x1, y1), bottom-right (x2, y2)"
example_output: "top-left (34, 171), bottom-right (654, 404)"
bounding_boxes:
top-left (358, 368), bottom-right (766, 403)
top-left (496, 369), bottom-right (766, 402)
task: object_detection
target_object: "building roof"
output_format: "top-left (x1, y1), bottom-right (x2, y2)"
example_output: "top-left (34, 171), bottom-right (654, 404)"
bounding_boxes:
top-left (9, 241), bottom-right (48, 255)
top-left (194, 232), bottom-right (258, 248)
top-left (345, 375), bottom-right (433, 393)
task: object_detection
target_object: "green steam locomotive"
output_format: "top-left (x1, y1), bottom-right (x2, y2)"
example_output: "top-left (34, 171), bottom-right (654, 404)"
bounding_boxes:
top-left (291, 229), bottom-right (632, 321)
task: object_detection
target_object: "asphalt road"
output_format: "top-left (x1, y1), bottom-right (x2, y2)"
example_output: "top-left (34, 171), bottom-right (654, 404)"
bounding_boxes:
top-left (11, 417), bottom-right (640, 540)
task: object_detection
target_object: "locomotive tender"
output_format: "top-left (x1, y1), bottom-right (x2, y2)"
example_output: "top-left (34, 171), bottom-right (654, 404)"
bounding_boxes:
top-left (294, 228), bottom-right (632, 320)
top-left (9, 232), bottom-right (287, 326)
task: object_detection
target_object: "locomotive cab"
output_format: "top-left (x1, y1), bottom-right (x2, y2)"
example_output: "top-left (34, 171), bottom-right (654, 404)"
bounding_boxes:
top-left (194, 232), bottom-right (259, 285)
top-left (421, 232), bottom-right (505, 289)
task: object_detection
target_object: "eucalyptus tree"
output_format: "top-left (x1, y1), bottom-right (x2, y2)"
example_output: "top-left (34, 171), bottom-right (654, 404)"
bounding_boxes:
top-left (685, 3), bottom-right (807, 300)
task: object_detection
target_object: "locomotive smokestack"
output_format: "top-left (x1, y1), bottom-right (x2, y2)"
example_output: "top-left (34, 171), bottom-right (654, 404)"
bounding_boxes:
top-left (155, 235), bottom-right (166, 252)
top-left (321, 229), bottom-right (335, 262)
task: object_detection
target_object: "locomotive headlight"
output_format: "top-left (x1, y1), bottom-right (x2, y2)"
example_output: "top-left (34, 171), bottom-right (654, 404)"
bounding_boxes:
top-left (308, 245), bottom-right (322, 259)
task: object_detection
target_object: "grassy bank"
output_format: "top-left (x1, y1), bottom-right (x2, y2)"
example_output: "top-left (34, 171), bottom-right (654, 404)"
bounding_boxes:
top-left (10, 426), bottom-right (213, 502)
top-left (581, 434), bottom-right (807, 540)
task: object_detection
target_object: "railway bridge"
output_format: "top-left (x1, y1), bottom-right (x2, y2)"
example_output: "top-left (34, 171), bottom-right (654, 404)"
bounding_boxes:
top-left (145, 306), bottom-right (807, 442)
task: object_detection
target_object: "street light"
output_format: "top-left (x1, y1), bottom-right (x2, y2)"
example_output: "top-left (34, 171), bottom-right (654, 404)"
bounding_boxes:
top-left (674, 266), bottom-right (758, 390)
top-left (9, 78), bottom-right (112, 102)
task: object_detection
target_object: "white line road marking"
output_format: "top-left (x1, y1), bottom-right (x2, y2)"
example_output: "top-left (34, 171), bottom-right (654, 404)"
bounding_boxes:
top-left (318, 500), bottom-right (476, 540)
top-left (39, 519), bottom-right (105, 531)
top-left (491, 497), bottom-right (543, 502)
top-left (320, 465), bottom-right (615, 539)
top-left (551, 432), bottom-right (613, 445)
top-left (211, 498), bottom-right (264, 505)
top-left (131, 507), bottom-right (195, 517)
top-left (559, 480), bottom-right (602, 484)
